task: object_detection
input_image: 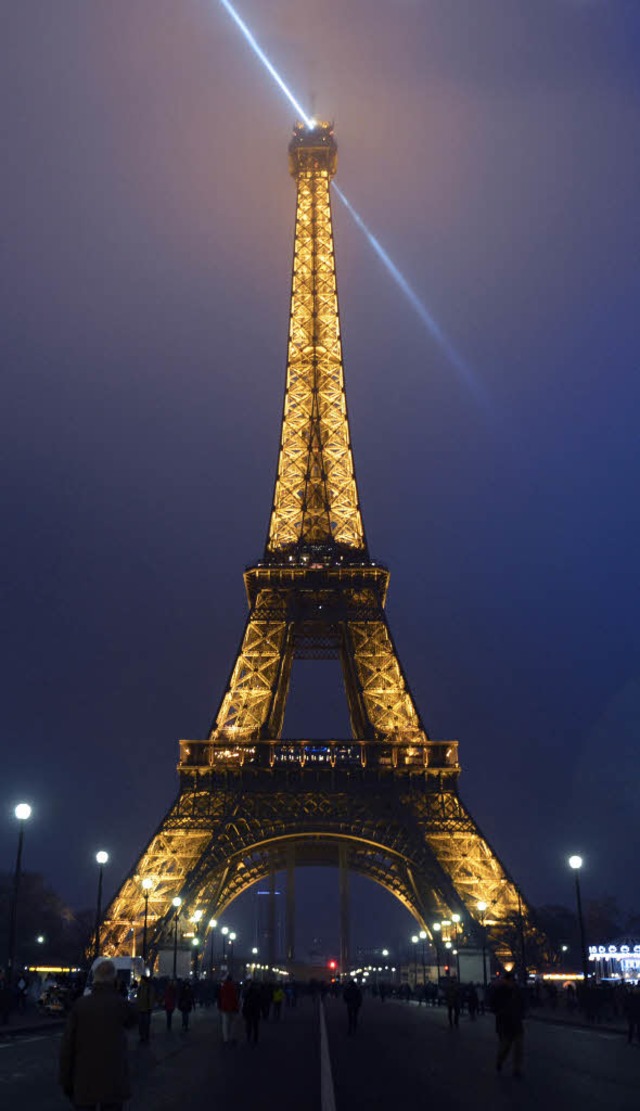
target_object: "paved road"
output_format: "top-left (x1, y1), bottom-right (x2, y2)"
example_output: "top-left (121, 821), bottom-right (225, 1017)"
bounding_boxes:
top-left (0, 996), bottom-right (637, 1109)
top-left (327, 998), bottom-right (638, 1110)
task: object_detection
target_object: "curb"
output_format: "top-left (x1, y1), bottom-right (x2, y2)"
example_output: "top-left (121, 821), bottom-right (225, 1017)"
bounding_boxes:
top-left (528, 1012), bottom-right (625, 1036)
top-left (0, 1018), bottom-right (66, 1038)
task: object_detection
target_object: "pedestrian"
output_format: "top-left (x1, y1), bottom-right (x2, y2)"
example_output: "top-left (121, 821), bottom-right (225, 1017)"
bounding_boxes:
top-left (218, 974), bottom-right (239, 1045)
top-left (0, 971), bottom-right (12, 1025)
top-left (491, 971), bottom-right (525, 1078)
top-left (59, 958), bottom-right (137, 1110)
top-left (178, 980), bottom-right (194, 1031)
top-left (467, 983), bottom-right (479, 1020)
top-left (444, 976), bottom-right (460, 1028)
top-left (16, 975), bottom-right (28, 1012)
top-left (136, 973), bottom-right (154, 1044)
top-left (624, 985), bottom-right (640, 1045)
top-left (242, 979), bottom-right (261, 1045)
top-left (272, 984), bottom-right (285, 1020)
top-left (163, 980), bottom-right (177, 1032)
top-left (343, 979), bottom-right (362, 1034)
top-left (260, 981), bottom-right (273, 1020)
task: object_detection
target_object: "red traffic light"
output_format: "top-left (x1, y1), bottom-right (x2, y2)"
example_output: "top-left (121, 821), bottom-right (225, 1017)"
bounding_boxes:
top-left (328, 960), bottom-right (337, 970)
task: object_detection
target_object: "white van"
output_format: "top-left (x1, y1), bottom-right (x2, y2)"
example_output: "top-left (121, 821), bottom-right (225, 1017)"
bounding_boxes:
top-left (84, 956), bottom-right (147, 998)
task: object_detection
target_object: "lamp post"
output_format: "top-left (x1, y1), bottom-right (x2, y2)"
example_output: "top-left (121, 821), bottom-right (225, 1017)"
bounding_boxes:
top-left (141, 878), bottom-right (152, 967)
top-left (411, 935), bottom-right (419, 989)
top-left (432, 923), bottom-right (442, 986)
top-left (7, 803), bottom-right (32, 983)
top-left (208, 918), bottom-right (218, 978)
top-left (381, 947), bottom-right (390, 984)
top-left (228, 932), bottom-right (236, 977)
top-left (190, 910), bottom-right (203, 977)
top-left (516, 889), bottom-right (527, 986)
top-left (93, 851), bottom-right (109, 964)
top-left (171, 897), bottom-right (182, 979)
top-left (477, 902), bottom-right (488, 992)
top-left (451, 915), bottom-right (462, 980)
top-left (419, 930), bottom-right (427, 988)
top-left (568, 855), bottom-right (589, 983)
top-left (221, 925), bottom-right (229, 967)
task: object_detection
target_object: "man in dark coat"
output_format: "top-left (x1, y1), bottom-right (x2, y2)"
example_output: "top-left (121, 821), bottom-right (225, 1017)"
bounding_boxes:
top-left (343, 979), bottom-right (363, 1034)
top-left (59, 958), bottom-right (137, 1109)
top-left (491, 971), bottom-right (525, 1077)
top-left (241, 979), bottom-right (262, 1045)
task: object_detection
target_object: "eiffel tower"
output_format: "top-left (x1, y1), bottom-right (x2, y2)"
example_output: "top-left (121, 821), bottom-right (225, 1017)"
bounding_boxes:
top-left (101, 122), bottom-right (529, 970)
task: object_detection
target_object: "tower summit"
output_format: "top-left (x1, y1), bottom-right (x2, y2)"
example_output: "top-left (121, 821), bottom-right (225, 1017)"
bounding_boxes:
top-left (100, 126), bottom-right (532, 975)
top-left (269, 121), bottom-right (364, 560)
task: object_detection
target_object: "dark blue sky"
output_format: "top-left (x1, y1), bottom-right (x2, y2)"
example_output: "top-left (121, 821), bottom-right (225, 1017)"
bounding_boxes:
top-left (2, 1), bottom-right (639, 954)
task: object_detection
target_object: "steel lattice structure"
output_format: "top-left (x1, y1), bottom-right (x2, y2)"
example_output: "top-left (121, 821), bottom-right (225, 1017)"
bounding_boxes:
top-left (101, 123), bottom-right (530, 965)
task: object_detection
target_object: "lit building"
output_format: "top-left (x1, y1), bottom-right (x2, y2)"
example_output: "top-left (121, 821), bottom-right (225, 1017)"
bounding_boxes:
top-left (588, 940), bottom-right (640, 983)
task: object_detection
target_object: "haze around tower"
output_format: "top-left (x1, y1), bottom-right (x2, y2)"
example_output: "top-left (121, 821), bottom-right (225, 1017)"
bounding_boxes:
top-left (1, 1), bottom-right (639, 951)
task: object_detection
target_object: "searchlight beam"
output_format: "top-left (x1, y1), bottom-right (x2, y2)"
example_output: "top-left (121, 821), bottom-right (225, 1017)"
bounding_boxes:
top-left (217, 0), bottom-right (481, 398)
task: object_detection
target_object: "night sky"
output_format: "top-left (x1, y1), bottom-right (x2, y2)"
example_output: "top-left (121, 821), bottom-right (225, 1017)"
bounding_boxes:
top-left (2, 2), bottom-right (639, 956)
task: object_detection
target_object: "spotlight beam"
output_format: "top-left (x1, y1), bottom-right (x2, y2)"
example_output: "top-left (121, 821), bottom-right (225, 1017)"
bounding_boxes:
top-left (333, 185), bottom-right (479, 396)
top-left (217, 0), bottom-right (481, 397)
top-left (218, 0), bottom-right (313, 126)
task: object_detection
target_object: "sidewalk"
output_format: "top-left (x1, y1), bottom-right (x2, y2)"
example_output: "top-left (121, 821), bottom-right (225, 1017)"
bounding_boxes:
top-left (527, 1003), bottom-right (626, 1036)
top-left (0, 1005), bottom-right (66, 1038)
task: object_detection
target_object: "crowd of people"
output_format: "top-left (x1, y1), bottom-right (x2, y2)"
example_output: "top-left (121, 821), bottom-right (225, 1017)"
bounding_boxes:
top-left (0, 954), bottom-right (635, 1104)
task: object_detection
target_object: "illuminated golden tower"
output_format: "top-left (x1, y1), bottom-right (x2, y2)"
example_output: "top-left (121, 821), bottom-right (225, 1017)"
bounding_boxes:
top-left (101, 124), bottom-right (530, 971)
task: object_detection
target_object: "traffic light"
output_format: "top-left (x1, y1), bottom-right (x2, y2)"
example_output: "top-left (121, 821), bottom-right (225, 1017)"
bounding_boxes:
top-left (328, 960), bottom-right (337, 971)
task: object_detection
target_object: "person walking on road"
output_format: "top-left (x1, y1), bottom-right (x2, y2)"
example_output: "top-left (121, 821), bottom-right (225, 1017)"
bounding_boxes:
top-left (218, 974), bottom-right (240, 1045)
top-left (59, 958), bottom-right (137, 1110)
top-left (242, 979), bottom-right (262, 1046)
top-left (272, 984), bottom-right (285, 1020)
top-left (0, 971), bottom-right (12, 1025)
top-left (467, 983), bottom-right (479, 1021)
top-left (343, 979), bottom-right (363, 1035)
top-left (444, 976), bottom-right (460, 1028)
top-left (491, 971), bottom-right (525, 1078)
top-left (136, 973), bottom-right (154, 1044)
top-left (163, 980), bottom-right (177, 1032)
top-left (624, 985), bottom-right (640, 1044)
top-left (178, 980), bottom-right (194, 1031)
top-left (260, 981), bottom-right (273, 1020)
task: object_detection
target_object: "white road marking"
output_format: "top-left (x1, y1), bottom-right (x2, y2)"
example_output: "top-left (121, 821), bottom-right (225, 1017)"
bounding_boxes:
top-left (0, 1033), bottom-right (51, 1049)
top-left (319, 1000), bottom-right (337, 1111)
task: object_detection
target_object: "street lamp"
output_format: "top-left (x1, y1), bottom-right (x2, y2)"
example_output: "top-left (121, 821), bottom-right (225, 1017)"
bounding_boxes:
top-left (171, 897), bottom-right (182, 979)
top-left (141, 878), bottom-right (153, 967)
top-left (568, 855), bottom-right (589, 983)
top-left (431, 922), bottom-right (442, 984)
top-left (207, 918), bottom-right (218, 978)
top-left (419, 930), bottom-right (427, 987)
top-left (411, 935), bottom-right (419, 988)
top-left (7, 803), bottom-right (32, 983)
top-left (516, 889), bottom-right (527, 986)
top-left (191, 936), bottom-right (200, 976)
top-left (221, 925), bottom-right (229, 965)
top-left (93, 851), bottom-right (109, 964)
top-left (451, 915), bottom-right (462, 980)
top-left (228, 931), bottom-right (237, 976)
top-left (477, 902), bottom-right (488, 991)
